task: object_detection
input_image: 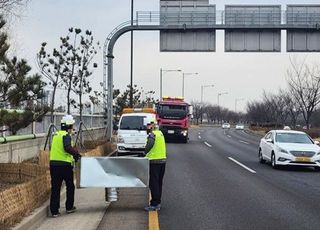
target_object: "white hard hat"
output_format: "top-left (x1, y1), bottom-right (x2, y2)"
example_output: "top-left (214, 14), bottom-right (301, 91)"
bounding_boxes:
top-left (283, 126), bottom-right (291, 130)
top-left (61, 114), bottom-right (75, 125)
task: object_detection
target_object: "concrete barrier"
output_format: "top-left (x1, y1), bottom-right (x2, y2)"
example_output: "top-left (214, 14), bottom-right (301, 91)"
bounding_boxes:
top-left (0, 128), bottom-right (106, 163)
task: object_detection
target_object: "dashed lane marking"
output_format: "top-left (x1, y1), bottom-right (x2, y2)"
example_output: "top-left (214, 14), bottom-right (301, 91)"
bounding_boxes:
top-left (239, 140), bottom-right (250, 145)
top-left (227, 135), bottom-right (232, 138)
top-left (204, 142), bottom-right (212, 148)
top-left (198, 136), bottom-right (202, 139)
top-left (228, 157), bottom-right (256, 174)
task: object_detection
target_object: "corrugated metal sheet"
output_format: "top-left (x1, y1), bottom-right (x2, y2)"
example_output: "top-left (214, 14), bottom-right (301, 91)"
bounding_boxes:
top-left (80, 157), bottom-right (149, 188)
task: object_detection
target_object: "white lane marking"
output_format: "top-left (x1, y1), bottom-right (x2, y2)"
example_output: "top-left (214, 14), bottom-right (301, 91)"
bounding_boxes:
top-left (204, 142), bottom-right (212, 148)
top-left (239, 140), bottom-right (250, 145)
top-left (227, 135), bottom-right (232, 138)
top-left (198, 136), bottom-right (202, 139)
top-left (198, 132), bottom-right (201, 135)
top-left (228, 157), bottom-right (256, 174)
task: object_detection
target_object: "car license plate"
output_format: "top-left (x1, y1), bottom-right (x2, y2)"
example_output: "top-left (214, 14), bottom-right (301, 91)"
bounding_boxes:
top-left (168, 130), bottom-right (174, 134)
top-left (296, 157), bottom-right (311, 162)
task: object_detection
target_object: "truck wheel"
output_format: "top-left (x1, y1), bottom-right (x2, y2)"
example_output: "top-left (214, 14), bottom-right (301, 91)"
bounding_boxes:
top-left (182, 136), bottom-right (188, 143)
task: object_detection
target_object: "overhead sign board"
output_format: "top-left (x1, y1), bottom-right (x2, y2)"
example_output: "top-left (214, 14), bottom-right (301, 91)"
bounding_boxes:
top-left (287, 5), bottom-right (320, 52)
top-left (224, 5), bottom-right (281, 52)
top-left (160, 0), bottom-right (216, 52)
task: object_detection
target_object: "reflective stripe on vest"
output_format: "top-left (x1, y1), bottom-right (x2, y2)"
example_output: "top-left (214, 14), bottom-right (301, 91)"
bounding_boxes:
top-left (50, 130), bottom-right (74, 163)
top-left (146, 130), bottom-right (166, 160)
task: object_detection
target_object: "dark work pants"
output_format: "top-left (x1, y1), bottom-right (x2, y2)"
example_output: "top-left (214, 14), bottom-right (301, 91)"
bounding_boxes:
top-left (149, 162), bottom-right (166, 206)
top-left (50, 164), bottom-right (75, 215)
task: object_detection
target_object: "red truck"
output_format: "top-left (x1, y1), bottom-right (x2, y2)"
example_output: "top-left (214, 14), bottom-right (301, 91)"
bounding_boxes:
top-left (155, 96), bottom-right (191, 143)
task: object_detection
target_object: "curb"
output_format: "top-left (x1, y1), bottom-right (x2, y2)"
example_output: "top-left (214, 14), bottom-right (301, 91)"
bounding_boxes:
top-left (13, 188), bottom-right (66, 230)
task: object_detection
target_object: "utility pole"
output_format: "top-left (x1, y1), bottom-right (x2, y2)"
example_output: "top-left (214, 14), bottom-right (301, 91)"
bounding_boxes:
top-left (129, 0), bottom-right (134, 108)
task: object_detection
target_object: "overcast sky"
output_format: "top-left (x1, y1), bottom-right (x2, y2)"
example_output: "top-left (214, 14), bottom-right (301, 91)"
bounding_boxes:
top-left (8, 0), bottom-right (320, 112)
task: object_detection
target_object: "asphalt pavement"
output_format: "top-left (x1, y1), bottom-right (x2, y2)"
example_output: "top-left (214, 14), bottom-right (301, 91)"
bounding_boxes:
top-left (14, 126), bottom-right (320, 230)
top-left (159, 126), bottom-right (320, 230)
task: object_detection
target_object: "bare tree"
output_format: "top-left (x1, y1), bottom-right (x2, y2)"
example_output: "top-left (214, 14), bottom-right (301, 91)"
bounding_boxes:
top-left (205, 105), bottom-right (219, 123)
top-left (287, 58), bottom-right (320, 129)
top-left (37, 42), bottom-right (64, 123)
top-left (246, 100), bottom-right (269, 125)
top-left (262, 90), bottom-right (289, 126)
top-left (0, 0), bottom-right (28, 17)
top-left (190, 101), bottom-right (202, 125)
top-left (281, 89), bottom-right (301, 128)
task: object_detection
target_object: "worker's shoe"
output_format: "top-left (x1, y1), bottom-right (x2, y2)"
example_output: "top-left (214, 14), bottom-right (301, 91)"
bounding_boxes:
top-left (66, 206), bottom-right (77, 214)
top-left (144, 204), bottom-right (161, 211)
top-left (52, 212), bottom-right (61, 218)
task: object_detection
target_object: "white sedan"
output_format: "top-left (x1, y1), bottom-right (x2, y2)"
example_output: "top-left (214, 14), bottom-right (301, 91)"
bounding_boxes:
top-left (235, 124), bottom-right (244, 130)
top-left (222, 123), bottom-right (230, 129)
top-left (259, 130), bottom-right (320, 169)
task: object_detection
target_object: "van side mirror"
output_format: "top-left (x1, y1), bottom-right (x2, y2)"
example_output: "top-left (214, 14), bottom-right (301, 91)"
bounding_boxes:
top-left (314, 140), bottom-right (320, 145)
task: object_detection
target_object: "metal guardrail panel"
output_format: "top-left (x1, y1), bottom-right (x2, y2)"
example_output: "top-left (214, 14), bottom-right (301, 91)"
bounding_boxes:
top-left (287, 5), bottom-right (320, 25)
top-left (225, 5), bottom-right (281, 26)
top-left (80, 157), bottom-right (149, 188)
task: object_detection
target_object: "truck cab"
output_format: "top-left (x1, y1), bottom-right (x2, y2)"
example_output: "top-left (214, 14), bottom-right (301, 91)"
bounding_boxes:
top-left (156, 97), bottom-right (191, 143)
top-left (116, 109), bottom-right (155, 155)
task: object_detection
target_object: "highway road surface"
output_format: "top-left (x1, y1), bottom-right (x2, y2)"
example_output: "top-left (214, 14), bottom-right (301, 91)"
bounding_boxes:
top-left (159, 126), bottom-right (320, 230)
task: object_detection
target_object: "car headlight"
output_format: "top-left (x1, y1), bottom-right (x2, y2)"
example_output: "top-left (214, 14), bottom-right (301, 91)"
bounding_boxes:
top-left (117, 135), bottom-right (125, 143)
top-left (276, 146), bottom-right (289, 154)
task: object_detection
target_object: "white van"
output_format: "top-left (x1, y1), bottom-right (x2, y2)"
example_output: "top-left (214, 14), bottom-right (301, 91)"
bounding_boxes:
top-left (116, 112), bottom-right (156, 155)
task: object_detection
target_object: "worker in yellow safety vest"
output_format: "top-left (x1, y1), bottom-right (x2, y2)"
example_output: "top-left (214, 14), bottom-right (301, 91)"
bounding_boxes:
top-left (49, 114), bottom-right (81, 217)
top-left (144, 121), bottom-right (166, 211)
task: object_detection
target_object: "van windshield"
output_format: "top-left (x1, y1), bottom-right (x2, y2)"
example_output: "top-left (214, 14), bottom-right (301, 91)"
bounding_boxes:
top-left (120, 116), bottom-right (146, 130)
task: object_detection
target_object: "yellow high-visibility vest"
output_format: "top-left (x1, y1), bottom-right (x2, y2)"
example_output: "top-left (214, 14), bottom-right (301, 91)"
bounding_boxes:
top-left (50, 130), bottom-right (74, 163)
top-left (146, 130), bottom-right (166, 160)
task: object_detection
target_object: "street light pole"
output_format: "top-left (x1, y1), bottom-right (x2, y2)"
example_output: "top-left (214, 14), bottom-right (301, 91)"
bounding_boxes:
top-left (159, 69), bottom-right (181, 100)
top-left (129, 0), bottom-right (134, 108)
top-left (182, 72), bottom-right (198, 98)
top-left (217, 92), bottom-right (228, 107)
